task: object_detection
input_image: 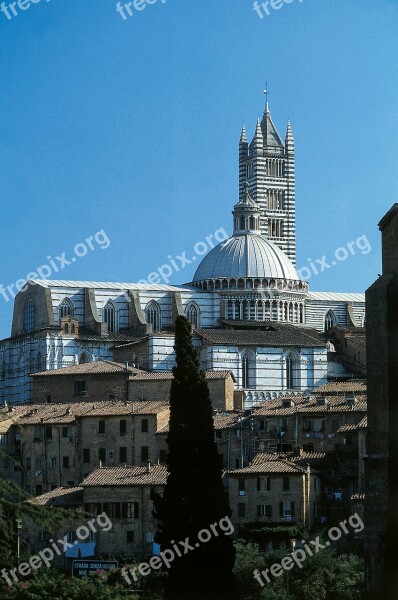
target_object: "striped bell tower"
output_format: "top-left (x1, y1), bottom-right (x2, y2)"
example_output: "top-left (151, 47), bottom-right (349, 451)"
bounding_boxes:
top-left (238, 92), bottom-right (297, 266)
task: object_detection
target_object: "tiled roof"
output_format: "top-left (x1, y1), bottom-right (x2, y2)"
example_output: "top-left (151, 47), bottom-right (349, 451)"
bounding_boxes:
top-left (156, 410), bottom-right (246, 435)
top-left (337, 416), bottom-right (367, 433)
top-left (14, 401), bottom-right (169, 425)
top-left (228, 458), bottom-right (306, 475)
top-left (251, 451), bottom-right (327, 466)
top-left (195, 322), bottom-right (326, 348)
top-left (131, 370), bottom-right (235, 382)
top-left (330, 326), bottom-right (365, 334)
top-left (213, 411), bottom-right (248, 430)
top-left (33, 279), bottom-right (196, 292)
top-left (0, 416), bottom-right (20, 434)
top-left (252, 395), bottom-right (367, 417)
top-left (31, 486), bottom-right (84, 506)
top-left (32, 360), bottom-right (140, 377)
top-left (337, 423), bottom-right (359, 433)
top-left (307, 292), bottom-right (365, 302)
top-left (75, 330), bottom-right (139, 342)
top-left (82, 464), bottom-right (167, 487)
top-left (313, 381), bottom-right (367, 395)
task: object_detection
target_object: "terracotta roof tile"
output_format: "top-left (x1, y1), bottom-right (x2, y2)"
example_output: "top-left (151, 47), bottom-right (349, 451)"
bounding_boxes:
top-left (82, 465), bottom-right (167, 487)
top-left (130, 370), bottom-right (235, 381)
top-left (31, 486), bottom-right (83, 506)
top-left (337, 423), bottom-right (359, 433)
top-left (252, 395), bottom-right (367, 417)
top-left (195, 322), bottom-right (326, 348)
top-left (251, 451), bottom-right (327, 466)
top-left (14, 401), bottom-right (169, 425)
top-left (313, 380), bottom-right (367, 395)
top-left (31, 360), bottom-right (140, 377)
top-left (228, 458), bottom-right (306, 475)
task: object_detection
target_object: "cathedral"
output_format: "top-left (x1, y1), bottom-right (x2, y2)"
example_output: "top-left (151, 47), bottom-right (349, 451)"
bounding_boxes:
top-left (0, 98), bottom-right (365, 406)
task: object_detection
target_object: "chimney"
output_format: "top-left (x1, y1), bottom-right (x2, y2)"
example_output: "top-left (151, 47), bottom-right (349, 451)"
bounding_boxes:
top-left (147, 460), bottom-right (151, 473)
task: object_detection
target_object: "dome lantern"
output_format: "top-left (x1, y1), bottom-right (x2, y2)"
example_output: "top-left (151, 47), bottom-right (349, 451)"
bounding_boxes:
top-left (232, 183), bottom-right (261, 235)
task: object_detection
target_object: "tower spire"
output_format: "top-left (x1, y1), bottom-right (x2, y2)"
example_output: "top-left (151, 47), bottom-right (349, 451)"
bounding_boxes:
top-left (285, 119), bottom-right (294, 154)
top-left (263, 84), bottom-right (270, 114)
top-left (250, 118), bottom-right (264, 155)
top-left (240, 125), bottom-right (248, 144)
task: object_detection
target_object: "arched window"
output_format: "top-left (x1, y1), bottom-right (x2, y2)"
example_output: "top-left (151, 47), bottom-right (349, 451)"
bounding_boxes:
top-left (286, 353), bottom-right (299, 389)
top-left (240, 216), bottom-right (245, 230)
top-left (59, 298), bottom-right (74, 320)
top-left (185, 303), bottom-right (200, 329)
top-left (71, 323), bottom-right (75, 334)
top-left (286, 355), bottom-right (294, 389)
top-left (242, 352), bottom-right (254, 388)
top-left (146, 301), bottom-right (161, 332)
top-left (24, 299), bottom-right (36, 333)
top-left (79, 352), bottom-right (90, 365)
top-left (324, 310), bottom-right (337, 333)
top-left (36, 352), bottom-right (43, 372)
top-left (64, 323), bottom-right (69, 333)
top-left (103, 301), bottom-right (117, 333)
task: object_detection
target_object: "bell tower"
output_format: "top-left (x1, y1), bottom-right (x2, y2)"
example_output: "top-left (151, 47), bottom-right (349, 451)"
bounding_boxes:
top-left (239, 91), bottom-right (297, 265)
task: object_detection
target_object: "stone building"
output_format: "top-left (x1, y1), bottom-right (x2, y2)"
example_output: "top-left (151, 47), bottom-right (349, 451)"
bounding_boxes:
top-left (30, 360), bottom-right (236, 411)
top-left (227, 456), bottom-right (321, 529)
top-left (0, 97), bottom-right (365, 407)
top-left (82, 464), bottom-right (167, 558)
top-left (30, 465), bottom-right (167, 562)
top-left (327, 325), bottom-right (366, 377)
top-left (155, 410), bottom-right (252, 471)
top-left (250, 392), bottom-right (367, 455)
top-left (31, 360), bottom-right (136, 404)
top-left (0, 400), bottom-right (169, 495)
top-left (364, 203), bottom-right (398, 598)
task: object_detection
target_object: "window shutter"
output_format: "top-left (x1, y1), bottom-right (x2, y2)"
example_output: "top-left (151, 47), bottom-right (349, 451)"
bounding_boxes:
top-left (291, 502), bottom-right (295, 517)
top-left (279, 502), bottom-right (284, 518)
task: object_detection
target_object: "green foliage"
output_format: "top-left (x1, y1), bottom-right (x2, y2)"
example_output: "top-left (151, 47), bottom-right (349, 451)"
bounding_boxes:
top-left (0, 475), bottom-right (80, 565)
top-left (0, 569), bottom-right (139, 600)
top-left (230, 539), bottom-right (364, 600)
top-left (233, 540), bottom-right (265, 600)
top-left (239, 522), bottom-right (305, 543)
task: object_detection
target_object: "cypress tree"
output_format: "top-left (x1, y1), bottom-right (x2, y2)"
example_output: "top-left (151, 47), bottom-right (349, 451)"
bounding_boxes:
top-left (152, 316), bottom-right (236, 600)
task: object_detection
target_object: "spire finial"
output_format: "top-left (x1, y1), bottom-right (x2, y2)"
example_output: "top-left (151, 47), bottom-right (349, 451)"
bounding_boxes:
top-left (240, 124), bottom-right (248, 144)
top-left (263, 83), bottom-right (270, 112)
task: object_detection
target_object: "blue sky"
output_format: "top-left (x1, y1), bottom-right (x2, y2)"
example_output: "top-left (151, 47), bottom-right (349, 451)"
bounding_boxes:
top-left (0, 0), bottom-right (397, 336)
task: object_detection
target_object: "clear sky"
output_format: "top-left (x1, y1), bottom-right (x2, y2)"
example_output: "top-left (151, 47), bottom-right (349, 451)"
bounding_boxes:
top-left (0, 0), bottom-right (397, 337)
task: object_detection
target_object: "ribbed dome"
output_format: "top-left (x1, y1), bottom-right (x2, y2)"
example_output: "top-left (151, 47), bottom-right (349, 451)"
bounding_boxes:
top-left (193, 234), bottom-right (300, 282)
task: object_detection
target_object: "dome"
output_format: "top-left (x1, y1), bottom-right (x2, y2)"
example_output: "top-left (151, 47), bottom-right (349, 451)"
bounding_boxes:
top-left (193, 233), bottom-right (300, 282)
